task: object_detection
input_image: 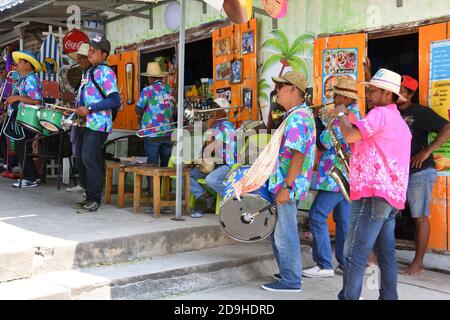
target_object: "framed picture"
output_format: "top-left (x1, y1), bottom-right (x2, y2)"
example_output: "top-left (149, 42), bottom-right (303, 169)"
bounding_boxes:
top-left (230, 59), bottom-right (243, 84)
top-left (243, 88), bottom-right (252, 108)
top-left (216, 87), bottom-right (232, 103)
top-left (216, 62), bottom-right (231, 81)
top-left (215, 37), bottom-right (231, 56)
top-left (242, 30), bottom-right (254, 54)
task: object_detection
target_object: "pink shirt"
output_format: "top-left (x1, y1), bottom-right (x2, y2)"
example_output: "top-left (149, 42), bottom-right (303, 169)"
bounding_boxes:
top-left (349, 104), bottom-right (412, 209)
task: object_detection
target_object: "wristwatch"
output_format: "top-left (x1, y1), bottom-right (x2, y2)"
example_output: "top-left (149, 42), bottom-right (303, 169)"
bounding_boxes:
top-left (282, 181), bottom-right (293, 191)
top-left (87, 106), bottom-right (92, 112)
top-left (337, 111), bottom-right (347, 118)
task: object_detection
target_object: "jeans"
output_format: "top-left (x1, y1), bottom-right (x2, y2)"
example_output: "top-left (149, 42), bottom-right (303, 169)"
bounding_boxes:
top-left (144, 139), bottom-right (173, 166)
top-left (338, 197), bottom-right (398, 300)
top-left (407, 167), bottom-right (437, 218)
top-left (15, 128), bottom-right (37, 181)
top-left (272, 199), bottom-right (302, 289)
top-left (75, 127), bottom-right (108, 203)
top-left (190, 165), bottom-right (231, 199)
top-left (309, 190), bottom-right (351, 270)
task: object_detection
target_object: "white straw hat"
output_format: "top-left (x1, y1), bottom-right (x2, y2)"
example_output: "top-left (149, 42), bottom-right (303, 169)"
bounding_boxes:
top-left (140, 61), bottom-right (168, 77)
top-left (363, 68), bottom-right (407, 103)
top-left (68, 43), bottom-right (89, 60)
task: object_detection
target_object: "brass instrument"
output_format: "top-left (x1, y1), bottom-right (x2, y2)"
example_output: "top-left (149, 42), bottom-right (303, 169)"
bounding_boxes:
top-left (326, 113), bottom-right (351, 203)
top-left (0, 71), bottom-right (19, 110)
top-left (271, 102), bottom-right (334, 122)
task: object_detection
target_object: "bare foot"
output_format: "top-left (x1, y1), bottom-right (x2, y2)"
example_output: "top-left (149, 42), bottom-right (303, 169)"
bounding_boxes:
top-left (399, 262), bottom-right (425, 276)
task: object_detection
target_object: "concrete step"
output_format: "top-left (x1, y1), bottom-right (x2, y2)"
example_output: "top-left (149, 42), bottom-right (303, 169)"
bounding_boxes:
top-left (0, 243), bottom-right (314, 300)
top-left (0, 242), bottom-right (313, 300)
top-left (0, 219), bottom-right (236, 283)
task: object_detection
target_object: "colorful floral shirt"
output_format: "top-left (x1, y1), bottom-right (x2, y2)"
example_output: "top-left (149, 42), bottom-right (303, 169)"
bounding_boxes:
top-left (269, 104), bottom-right (316, 200)
top-left (137, 80), bottom-right (175, 138)
top-left (18, 72), bottom-right (42, 100)
top-left (349, 104), bottom-right (412, 209)
top-left (81, 64), bottom-right (119, 134)
top-left (211, 119), bottom-right (237, 165)
top-left (314, 103), bottom-right (362, 192)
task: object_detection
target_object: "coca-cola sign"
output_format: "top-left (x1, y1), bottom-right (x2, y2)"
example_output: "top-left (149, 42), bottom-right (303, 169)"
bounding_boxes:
top-left (63, 29), bottom-right (89, 54)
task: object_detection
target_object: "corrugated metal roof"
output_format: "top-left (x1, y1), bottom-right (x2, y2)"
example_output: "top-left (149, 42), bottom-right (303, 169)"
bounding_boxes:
top-left (0, 0), bottom-right (25, 12)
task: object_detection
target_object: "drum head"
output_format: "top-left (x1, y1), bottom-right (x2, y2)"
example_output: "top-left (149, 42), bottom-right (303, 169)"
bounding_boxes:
top-left (40, 121), bottom-right (59, 132)
top-left (17, 121), bottom-right (42, 134)
top-left (219, 194), bottom-right (276, 242)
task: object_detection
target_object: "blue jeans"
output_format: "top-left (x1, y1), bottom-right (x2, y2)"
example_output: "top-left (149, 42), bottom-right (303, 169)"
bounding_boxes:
top-left (338, 197), bottom-right (398, 300)
top-left (271, 199), bottom-right (302, 289)
top-left (309, 190), bottom-right (351, 270)
top-left (190, 165), bottom-right (231, 199)
top-left (75, 128), bottom-right (108, 203)
top-left (144, 139), bottom-right (173, 166)
top-left (407, 167), bottom-right (437, 218)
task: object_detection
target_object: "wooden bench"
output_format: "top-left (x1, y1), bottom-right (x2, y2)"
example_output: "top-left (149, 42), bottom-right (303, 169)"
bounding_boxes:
top-left (131, 166), bottom-right (191, 217)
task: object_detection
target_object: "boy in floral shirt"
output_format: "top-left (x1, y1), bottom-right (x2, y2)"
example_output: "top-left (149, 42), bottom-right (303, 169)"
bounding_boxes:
top-left (75, 36), bottom-right (121, 213)
top-left (261, 71), bottom-right (316, 293)
top-left (304, 78), bottom-right (362, 278)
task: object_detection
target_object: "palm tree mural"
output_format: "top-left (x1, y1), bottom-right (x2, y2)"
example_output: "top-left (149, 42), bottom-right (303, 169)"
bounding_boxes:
top-left (258, 30), bottom-right (316, 104)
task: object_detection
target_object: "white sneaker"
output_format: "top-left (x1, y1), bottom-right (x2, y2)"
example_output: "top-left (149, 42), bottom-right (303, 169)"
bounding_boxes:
top-left (66, 185), bottom-right (84, 192)
top-left (303, 266), bottom-right (335, 278)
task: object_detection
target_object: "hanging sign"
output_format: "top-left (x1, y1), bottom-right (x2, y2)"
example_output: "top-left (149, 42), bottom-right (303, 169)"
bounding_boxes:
top-left (63, 29), bottom-right (89, 55)
top-left (429, 40), bottom-right (450, 173)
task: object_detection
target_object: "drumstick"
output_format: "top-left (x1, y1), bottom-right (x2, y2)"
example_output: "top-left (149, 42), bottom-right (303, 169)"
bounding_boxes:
top-left (46, 104), bottom-right (77, 112)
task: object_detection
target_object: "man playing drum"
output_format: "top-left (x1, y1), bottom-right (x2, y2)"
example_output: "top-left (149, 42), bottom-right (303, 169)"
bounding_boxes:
top-left (261, 71), bottom-right (316, 292)
top-left (6, 50), bottom-right (42, 188)
top-left (190, 98), bottom-right (237, 218)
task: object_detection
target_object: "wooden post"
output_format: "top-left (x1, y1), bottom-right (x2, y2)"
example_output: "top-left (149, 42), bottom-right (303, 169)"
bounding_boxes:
top-left (104, 165), bottom-right (113, 204)
top-left (133, 173), bottom-right (142, 213)
top-left (117, 170), bottom-right (125, 208)
top-left (153, 171), bottom-right (161, 217)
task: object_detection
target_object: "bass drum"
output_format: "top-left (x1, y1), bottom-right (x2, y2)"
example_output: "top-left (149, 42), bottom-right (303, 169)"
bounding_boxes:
top-left (219, 165), bottom-right (276, 242)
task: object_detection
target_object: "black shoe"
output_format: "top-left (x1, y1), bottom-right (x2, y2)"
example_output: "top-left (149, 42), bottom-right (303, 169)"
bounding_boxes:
top-left (12, 179), bottom-right (38, 188)
top-left (77, 201), bottom-right (102, 213)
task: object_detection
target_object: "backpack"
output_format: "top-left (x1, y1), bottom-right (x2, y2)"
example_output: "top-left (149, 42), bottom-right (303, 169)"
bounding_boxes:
top-left (89, 63), bottom-right (120, 121)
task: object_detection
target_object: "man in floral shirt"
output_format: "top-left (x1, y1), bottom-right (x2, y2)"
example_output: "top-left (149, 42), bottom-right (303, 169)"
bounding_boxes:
top-left (304, 78), bottom-right (362, 279)
top-left (190, 98), bottom-right (236, 218)
top-left (74, 36), bottom-right (121, 213)
top-left (7, 51), bottom-right (42, 188)
top-left (261, 71), bottom-right (316, 292)
top-left (135, 61), bottom-right (174, 168)
top-left (336, 69), bottom-right (412, 300)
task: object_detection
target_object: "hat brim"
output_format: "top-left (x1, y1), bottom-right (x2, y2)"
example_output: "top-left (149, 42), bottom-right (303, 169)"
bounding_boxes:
top-left (88, 41), bottom-right (110, 54)
top-left (362, 81), bottom-right (407, 103)
top-left (12, 51), bottom-right (42, 72)
top-left (332, 88), bottom-right (360, 100)
top-left (272, 76), bottom-right (289, 84)
top-left (140, 72), bottom-right (168, 77)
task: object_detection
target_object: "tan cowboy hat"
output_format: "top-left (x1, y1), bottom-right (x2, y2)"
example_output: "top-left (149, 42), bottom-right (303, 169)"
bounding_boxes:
top-left (12, 50), bottom-right (42, 72)
top-left (332, 77), bottom-right (359, 100)
top-left (140, 61), bottom-right (168, 77)
top-left (363, 68), bottom-right (407, 103)
top-left (272, 71), bottom-right (307, 93)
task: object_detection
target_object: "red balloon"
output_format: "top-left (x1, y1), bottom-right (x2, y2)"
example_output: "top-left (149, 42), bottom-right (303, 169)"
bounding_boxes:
top-left (63, 29), bottom-right (89, 54)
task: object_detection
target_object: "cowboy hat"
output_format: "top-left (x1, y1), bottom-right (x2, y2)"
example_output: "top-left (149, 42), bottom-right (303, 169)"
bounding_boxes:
top-left (12, 50), bottom-right (42, 72)
top-left (332, 77), bottom-right (359, 100)
top-left (272, 71), bottom-right (307, 93)
top-left (140, 61), bottom-right (168, 77)
top-left (363, 68), bottom-right (407, 103)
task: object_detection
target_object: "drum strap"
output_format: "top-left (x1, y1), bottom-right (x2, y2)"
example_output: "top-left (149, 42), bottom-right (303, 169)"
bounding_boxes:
top-left (232, 107), bottom-right (315, 199)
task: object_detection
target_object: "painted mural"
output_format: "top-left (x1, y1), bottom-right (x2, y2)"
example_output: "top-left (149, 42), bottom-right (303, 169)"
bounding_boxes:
top-left (257, 29), bottom-right (316, 122)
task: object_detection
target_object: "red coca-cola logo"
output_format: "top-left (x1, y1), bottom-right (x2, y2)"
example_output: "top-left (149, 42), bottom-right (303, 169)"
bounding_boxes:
top-left (63, 29), bottom-right (89, 54)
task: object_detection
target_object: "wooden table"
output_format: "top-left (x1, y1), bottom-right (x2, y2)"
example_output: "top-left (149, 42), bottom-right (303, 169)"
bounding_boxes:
top-left (131, 166), bottom-right (191, 217)
top-left (104, 162), bottom-right (137, 208)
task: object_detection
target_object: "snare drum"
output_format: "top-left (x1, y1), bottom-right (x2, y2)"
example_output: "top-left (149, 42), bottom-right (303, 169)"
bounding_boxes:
top-left (16, 104), bottom-right (43, 134)
top-left (219, 165), bottom-right (276, 242)
top-left (38, 107), bottom-right (63, 132)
